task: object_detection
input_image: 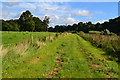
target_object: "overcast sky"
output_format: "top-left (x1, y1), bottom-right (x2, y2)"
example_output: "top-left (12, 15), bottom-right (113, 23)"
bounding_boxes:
top-left (0, 0), bottom-right (119, 27)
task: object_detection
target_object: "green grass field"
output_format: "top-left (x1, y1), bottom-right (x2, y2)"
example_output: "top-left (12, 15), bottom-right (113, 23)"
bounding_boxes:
top-left (1, 31), bottom-right (118, 78)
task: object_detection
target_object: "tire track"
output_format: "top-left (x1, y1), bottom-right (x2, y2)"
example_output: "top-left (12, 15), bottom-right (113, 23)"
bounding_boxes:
top-left (43, 44), bottom-right (65, 78)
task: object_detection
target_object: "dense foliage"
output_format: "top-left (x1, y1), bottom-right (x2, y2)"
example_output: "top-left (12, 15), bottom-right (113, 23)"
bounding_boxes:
top-left (1, 10), bottom-right (49, 32)
top-left (49, 17), bottom-right (120, 34)
top-left (78, 32), bottom-right (120, 62)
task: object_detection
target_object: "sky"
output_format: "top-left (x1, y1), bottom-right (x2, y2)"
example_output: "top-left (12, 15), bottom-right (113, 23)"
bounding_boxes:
top-left (0, 0), bottom-right (119, 27)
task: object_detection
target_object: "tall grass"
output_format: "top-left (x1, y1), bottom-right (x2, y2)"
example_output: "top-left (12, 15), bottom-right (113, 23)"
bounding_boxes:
top-left (78, 32), bottom-right (120, 62)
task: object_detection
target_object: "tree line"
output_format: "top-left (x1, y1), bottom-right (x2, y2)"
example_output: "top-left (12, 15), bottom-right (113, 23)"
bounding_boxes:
top-left (1, 10), bottom-right (120, 34)
top-left (48, 17), bottom-right (120, 34)
top-left (1, 10), bottom-right (49, 32)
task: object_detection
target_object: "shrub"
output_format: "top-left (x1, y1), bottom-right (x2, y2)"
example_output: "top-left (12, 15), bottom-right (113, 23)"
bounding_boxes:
top-left (89, 31), bottom-right (101, 34)
top-left (103, 29), bottom-right (111, 35)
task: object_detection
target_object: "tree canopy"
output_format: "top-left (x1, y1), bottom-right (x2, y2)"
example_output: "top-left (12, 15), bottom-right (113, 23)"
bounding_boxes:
top-left (2, 10), bottom-right (49, 32)
top-left (48, 17), bottom-right (120, 34)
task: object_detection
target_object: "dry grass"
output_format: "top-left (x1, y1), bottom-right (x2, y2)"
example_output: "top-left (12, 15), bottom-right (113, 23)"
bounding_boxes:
top-left (28, 56), bottom-right (42, 64)
top-left (14, 41), bottom-right (29, 56)
top-left (46, 35), bottom-right (55, 41)
top-left (1, 45), bottom-right (11, 57)
top-left (0, 45), bottom-right (3, 57)
top-left (92, 64), bottom-right (103, 68)
top-left (36, 41), bottom-right (46, 49)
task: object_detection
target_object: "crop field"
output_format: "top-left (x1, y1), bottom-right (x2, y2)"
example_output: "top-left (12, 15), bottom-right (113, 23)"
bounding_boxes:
top-left (1, 31), bottom-right (119, 78)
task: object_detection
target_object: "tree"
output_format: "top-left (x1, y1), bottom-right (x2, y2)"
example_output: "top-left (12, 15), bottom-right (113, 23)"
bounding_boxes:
top-left (43, 16), bottom-right (50, 31)
top-left (43, 16), bottom-right (50, 25)
top-left (2, 10), bottom-right (51, 32)
top-left (19, 10), bottom-right (35, 31)
top-left (2, 20), bottom-right (12, 31)
top-left (48, 27), bottom-right (54, 32)
top-left (1, 10), bottom-right (120, 34)
top-left (77, 22), bottom-right (84, 31)
top-left (95, 23), bottom-right (103, 31)
top-left (7, 20), bottom-right (20, 31)
top-left (33, 17), bottom-right (43, 31)
top-left (19, 10), bottom-right (32, 21)
top-left (24, 18), bottom-right (35, 31)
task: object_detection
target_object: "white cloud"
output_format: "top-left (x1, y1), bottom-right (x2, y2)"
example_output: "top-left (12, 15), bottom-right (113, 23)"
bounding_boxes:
top-left (4, 2), bottom-right (20, 6)
top-left (37, 14), bottom-right (79, 27)
top-left (0, 11), bottom-right (9, 19)
top-left (34, 2), bottom-right (71, 16)
top-left (0, 11), bottom-right (19, 20)
top-left (85, 16), bottom-right (93, 19)
top-left (18, 3), bottom-right (36, 10)
top-left (94, 20), bottom-right (109, 24)
top-left (66, 17), bottom-right (78, 24)
top-left (75, 10), bottom-right (91, 16)
top-left (3, 0), bottom-right (22, 6)
top-left (32, 3), bottom-right (90, 26)
top-left (44, 15), bottom-right (79, 27)
top-left (2, 2), bottom-right (37, 19)
top-left (1, 2), bottom-right (93, 26)
top-left (1, 0), bottom-right (119, 2)
top-left (63, 14), bottom-right (72, 18)
top-left (1, 0), bottom-right (23, 2)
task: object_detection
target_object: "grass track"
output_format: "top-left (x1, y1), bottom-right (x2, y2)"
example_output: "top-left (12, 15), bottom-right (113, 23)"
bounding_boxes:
top-left (2, 33), bottom-right (118, 78)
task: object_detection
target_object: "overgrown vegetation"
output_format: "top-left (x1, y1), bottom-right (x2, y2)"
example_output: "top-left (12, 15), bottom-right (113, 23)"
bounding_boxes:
top-left (78, 32), bottom-right (120, 62)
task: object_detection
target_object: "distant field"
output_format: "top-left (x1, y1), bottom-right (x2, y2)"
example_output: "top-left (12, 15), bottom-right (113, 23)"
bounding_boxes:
top-left (1, 31), bottom-right (118, 78)
top-left (2, 31), bottom-right (56, 46)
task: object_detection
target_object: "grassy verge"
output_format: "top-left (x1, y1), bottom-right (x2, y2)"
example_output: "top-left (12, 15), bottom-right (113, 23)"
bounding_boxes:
top-left (2, 32), bottom-right (68, 78)
top-left (77, 32), bottom-right (120, 62)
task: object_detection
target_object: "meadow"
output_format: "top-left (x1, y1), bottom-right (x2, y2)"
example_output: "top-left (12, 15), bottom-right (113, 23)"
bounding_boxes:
top-left (1, 31), bottom-right (119, 78)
